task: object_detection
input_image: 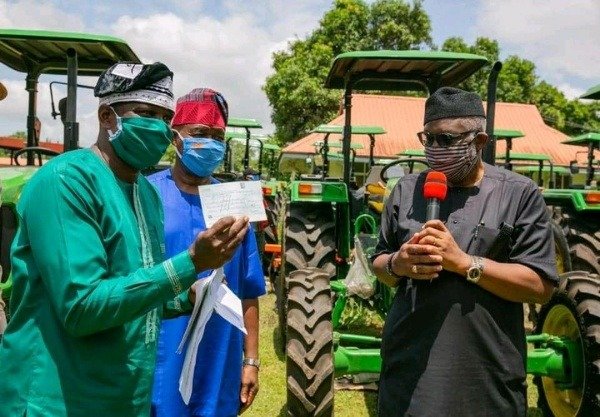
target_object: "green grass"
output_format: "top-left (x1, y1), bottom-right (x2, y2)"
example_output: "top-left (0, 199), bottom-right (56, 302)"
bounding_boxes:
top-left (246, 293), bottom-right (544, 417)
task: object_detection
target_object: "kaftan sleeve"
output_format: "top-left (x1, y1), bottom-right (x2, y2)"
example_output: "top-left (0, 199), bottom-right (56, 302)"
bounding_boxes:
top-left (21, 168), bottom-right (198, 337)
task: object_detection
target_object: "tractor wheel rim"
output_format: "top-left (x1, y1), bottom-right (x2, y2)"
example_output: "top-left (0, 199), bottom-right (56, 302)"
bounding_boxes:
top-left (541, 304), bottom-right (584, 417)
top-left (555, 242), bottom-right (566, 273)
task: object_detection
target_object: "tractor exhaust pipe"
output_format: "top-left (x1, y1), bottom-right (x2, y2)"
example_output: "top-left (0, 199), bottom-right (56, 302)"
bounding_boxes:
top-left (342, 82), bottom-right (352, 186)
top-left (482, 61), bottom-right (502, 165)
top-left (64, 48), bottom-right (79, 152)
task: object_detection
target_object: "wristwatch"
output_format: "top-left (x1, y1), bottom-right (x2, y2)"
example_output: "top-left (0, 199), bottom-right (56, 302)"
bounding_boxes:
top-left (243, 358), bottom-right (260, 370)
top-left (466, 256), bottom-right (484, 283)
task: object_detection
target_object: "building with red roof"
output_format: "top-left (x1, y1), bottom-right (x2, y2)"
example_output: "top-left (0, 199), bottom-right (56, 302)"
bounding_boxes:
top-left (282, 94), bottom-right (597, 167)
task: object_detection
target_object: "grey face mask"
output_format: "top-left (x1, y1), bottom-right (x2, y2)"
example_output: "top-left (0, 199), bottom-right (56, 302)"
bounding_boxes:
top-left (425, 141), bottom-right (479, 184)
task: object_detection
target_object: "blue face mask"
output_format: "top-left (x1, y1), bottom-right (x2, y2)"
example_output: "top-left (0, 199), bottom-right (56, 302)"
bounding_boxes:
top-left (176, 136), bottom-right (226, 178)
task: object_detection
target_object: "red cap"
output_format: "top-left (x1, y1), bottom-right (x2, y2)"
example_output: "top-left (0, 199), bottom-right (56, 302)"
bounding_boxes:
top-left (171, 88), bottom-right (228, 129)
top-left (424, 171), bottom-right (447, 200)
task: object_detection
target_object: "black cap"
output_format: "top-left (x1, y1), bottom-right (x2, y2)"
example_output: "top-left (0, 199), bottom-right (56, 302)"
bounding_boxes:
top-left (94, 62), bottom-right (174, 110)
top-left (424, 87), bottom-right (485, 125)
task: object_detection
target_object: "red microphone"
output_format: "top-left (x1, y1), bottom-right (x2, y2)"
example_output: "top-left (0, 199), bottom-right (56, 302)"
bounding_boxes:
top-left (423, 171), bottom-right (448, 221)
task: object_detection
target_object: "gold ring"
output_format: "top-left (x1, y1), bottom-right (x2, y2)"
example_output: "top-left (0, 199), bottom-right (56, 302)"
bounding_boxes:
top-left (412, 265), bottom-right (418, 274)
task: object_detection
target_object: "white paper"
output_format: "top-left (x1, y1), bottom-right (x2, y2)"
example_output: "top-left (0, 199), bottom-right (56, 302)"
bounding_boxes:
top-left (111, 63), bottom-right (144, 79)
top-left (214, 285), bottom-right (246, 332)
top-left (177, 268), bottom-right (247, 404)
top-left (197, 181), bottom-right (267, 227)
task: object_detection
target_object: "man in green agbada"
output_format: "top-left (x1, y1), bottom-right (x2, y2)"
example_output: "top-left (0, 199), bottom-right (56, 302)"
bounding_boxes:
top-left (0, 62), bottom-right (249, 417)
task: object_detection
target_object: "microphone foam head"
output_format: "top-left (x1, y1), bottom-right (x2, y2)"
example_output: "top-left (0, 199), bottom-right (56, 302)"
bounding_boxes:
top-left (424, 171), bottom-right (448, 200)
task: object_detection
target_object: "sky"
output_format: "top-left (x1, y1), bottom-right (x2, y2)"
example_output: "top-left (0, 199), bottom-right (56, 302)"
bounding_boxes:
top-left (0, 0), bottom-right (597, 147)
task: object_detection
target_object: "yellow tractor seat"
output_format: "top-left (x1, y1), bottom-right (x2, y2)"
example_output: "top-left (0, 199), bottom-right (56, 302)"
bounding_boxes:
top-left (366, 182), bottom-right (386, 214)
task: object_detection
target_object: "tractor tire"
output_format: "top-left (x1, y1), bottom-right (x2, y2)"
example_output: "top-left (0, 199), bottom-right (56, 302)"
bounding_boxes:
top-left (275, 202), bottom-right (336, 353)
top-left (552, 217), bottom-right (573, 274)
top-left (284, 203), bottom-right (336, 277)
top-left (262, 195), bottom-right (279, 276)
top-left (286, 267), bottom-right (334, 417)
top-left (527, 218), bottom-right (574, 328)
top-left (264, 196), bottom-right (278, 245)
top-left (534, 271), bottom-right (600, 417)
top-left (274, 201), bottom-right (288, 353)
top-left (552, 207), bottom-right (600, 276)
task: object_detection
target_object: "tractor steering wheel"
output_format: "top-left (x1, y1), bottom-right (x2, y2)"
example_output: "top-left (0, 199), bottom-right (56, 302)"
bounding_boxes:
top-left (380, 158), bottom-right (430, 184)
top-left (212, 172), bottom-right (240, 183)
top-left (13, 147), bottom-right (61, 166)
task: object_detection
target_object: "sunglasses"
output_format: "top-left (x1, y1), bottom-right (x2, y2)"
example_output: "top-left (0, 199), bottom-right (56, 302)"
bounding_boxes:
top-left (417, 130), bottom-right (481, 147)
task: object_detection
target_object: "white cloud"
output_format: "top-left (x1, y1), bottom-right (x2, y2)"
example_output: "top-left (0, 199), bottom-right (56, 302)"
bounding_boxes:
top-left (0, 0), bottom-right (85, 31)
top-left (556, 83), bottom-right (585, 100)
top-left (476, 0), bottom-right (600, 87)
top-left (223, 0), bottom-right (325, 39)
top-left (111, 5), bottom-right (325, 133)
top-left (0, 0), bottom-right (330, 143)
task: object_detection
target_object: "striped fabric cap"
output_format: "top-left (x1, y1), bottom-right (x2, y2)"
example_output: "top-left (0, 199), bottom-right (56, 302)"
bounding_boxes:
top-left (171, 88), bottom-right (229, 129)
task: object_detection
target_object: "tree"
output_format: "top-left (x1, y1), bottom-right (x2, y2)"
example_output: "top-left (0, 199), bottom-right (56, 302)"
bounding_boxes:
top-left (442, 37), bottom-right (600, 136)
top-left (440, 37), bottom-right (499, 98)
top-left (530, 81), bottom-right (568, 131)
top-left (367, 0), bottom-right (432, 51)
top-left (264, 0), bottom-right (432, 145)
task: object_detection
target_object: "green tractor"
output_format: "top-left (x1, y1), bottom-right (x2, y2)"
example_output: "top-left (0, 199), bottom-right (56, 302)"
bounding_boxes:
top-left (221, 117), bottom-right (263, 180)
top-left (273, 122), bottom-right (390, 338)
top-left (220, 117), bottom-right (287, 274)
top-left (222, 122), bottom-right (282, 191)
top-left (279, 50), bottom-right (600, 417)
top-left (0, 29), bottom-right (139, 318)
top-left (278, 50), bottom-right (491, 415)
top-left (546, 132), bottom-right (600, 275)
top-left (492, 120), bottom-right (599, 276)
top-left (309, 124), bottom-right (386, 182)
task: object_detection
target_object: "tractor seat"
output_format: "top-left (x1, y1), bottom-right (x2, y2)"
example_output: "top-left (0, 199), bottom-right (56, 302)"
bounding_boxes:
top-left (366, 182), bottom-right (386, 214)
top-left (299, 173), bottom-right (324, 180)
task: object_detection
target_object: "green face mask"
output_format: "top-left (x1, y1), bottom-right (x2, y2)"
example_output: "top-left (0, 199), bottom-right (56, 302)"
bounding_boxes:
top-left (108, 111), bottom-right (173, 170)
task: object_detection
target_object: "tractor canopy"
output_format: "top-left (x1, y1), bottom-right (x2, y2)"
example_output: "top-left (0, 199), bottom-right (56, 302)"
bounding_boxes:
top-left (581, 84), bottom-right (600, 100)
top-left (313, 141), bottom-right (364, 150)
top-left (561, 132), bottom-right (600, 148)
top-left (0, 29), bottom-right (140, 76)
top-left (0, 29), bottom-right (140, 162)
top-left (325, 50), bottom-right (489, 93)
top-left (562, 132), bottom-right (600, 187)
top-left (312, 125), bottom-right (386, 135)
top-left (494, 129), bottom-right (524, 139)
top-left (226, 117), bottom-right (262, 129)
top-left (398, 149), bottom-right (425, 157)
top-left (496, 152), bottom-right (551, 162)
top-left (223, 117), bottom-right (263, 172)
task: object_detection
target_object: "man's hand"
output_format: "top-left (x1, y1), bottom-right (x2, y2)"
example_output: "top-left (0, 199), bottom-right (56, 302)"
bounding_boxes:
top-left (239, 365), bottom-right (259, 413)
top-left (188, 216), bottom-right (249, 272)
top-left (416, 220), bottom-right (471, 275)
top-left (390, 232), bottom-right (443, 280)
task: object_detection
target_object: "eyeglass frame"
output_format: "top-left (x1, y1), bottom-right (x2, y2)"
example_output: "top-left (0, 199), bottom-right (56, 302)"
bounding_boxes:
top-left (416, 129), bottom-right (482, 148)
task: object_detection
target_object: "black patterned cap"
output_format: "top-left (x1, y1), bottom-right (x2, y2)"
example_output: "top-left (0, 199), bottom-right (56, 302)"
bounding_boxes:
top-left (94, 62), bottom-right (175, 110)
top-left (424, 87), bottom-right (485, 125)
